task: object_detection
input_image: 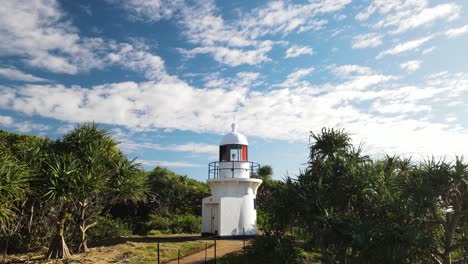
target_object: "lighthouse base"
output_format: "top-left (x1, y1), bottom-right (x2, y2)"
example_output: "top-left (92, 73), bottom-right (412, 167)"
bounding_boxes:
top-left (201, 194), bottom-right (259, 237)
top-left (202, 178), bottom-right (262, 238)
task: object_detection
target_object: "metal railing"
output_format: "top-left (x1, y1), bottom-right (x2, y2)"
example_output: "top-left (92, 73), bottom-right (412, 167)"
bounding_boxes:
top-left (208, 161), bottom-right (260, 179)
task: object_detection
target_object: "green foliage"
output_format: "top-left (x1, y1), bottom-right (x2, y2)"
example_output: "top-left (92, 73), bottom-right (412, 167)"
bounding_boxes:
top-left (147, 167), bottom-right (210, 216)
top-left (249, 231), bottom-right (304, 264)
top-left (144, 214), bottom-right (172, 232)
top-left (140, 213), bottom-right (201, 235)
top-left (0, 145), bottom-right (30, 224)
top-left (170, 214), bottom-right (201, 234)
top-left (87, 216), bottom-right (132, 241)
top-left (256, 127), bottom-right (467, 264)
top-left (258, 165), bottom-right (273, 180)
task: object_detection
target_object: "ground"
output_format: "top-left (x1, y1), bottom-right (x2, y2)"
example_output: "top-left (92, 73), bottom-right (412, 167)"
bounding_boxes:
top-left (3, 234), bottom-right (248, 264)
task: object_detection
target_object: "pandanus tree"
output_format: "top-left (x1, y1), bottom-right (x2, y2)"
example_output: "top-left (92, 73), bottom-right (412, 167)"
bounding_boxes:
top-left (60, 123), bottom-right (119, 253)
top-left (0, 142), bottom-right (30, 261)
top-left (59, 123), bottom-right (147, 254)
top-left (294, 129), bottom-right (434, 262)
top-left (0, 142), bottom-right (30, 225)
top-left (44, 153), bottom-right (80, 259)
top-left (419, 158), bottom-right (467, 264)
top-left (107, 157), bottom-right (148, 206)
top-left (294, 128), bottom-right (370, 261)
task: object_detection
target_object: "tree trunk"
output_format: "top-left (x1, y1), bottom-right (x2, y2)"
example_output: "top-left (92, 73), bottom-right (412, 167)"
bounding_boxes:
top-left (46, 206), bottom-right (71, 259)
top-left (77, 201), bottom-right (97, 253)
top-left (2, 236), bottom-right (9, 263)
top-left (77, 202), bottom-right (88, 253)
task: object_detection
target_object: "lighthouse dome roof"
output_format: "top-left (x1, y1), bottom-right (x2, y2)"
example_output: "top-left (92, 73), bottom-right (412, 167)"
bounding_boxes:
top-left (220, 123), bottom-right (248, 146)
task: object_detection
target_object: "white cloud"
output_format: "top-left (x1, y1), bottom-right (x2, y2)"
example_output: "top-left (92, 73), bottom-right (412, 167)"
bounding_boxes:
top-left (0, 115), bottom-right (13, 126)
top-left (421, 46), bottom-right (435, 54)
top-left (1, 66), bottom-right (468, 158)
top-left (390, 3), bottom-right (460, 34)
top-left (107, 42), bottom-right (167, 80)
top-left (329, 64), bottom-right (375, 77)
top-left (0, 67), bottom-right (48, 82)
top-left (138, 159), bottom-right (203, 168)
top-left (165, 0), bottom-right (348, 66)
top-left (352, 33), bottom-right (383, 49)
top-left (120, 140), bottom-right (217, 155)
top-left (239, 0), bottom-right (351, 38)
top-left (400, 60), bottom-right (422, 72)
top-left (356, 0), bottom-right (427, 22)
top-left (111, 0), bottom-right (184, 21)
top-left (377, 35), bottom-right (433, 58)
top-left (371, 101), bottom-right (430, 114)
top-left (356, 0), bottom-right (460, 34)
top-left (179, 44), bottom-right (273, 67)
top-left (274, 67), bottom-right (315, 88)
top-left (446, 24), bottom-right (468, 38)
top-left (0, 0), bottom-right (107, 74)
top-left (285, 45), bottom-right (314, 58)
top-left (202, 71), bottom-right (261, 90)
top-left (0, 0), bottom-right (169, 80)
top-left (0, 115), bottom-right (49, 133)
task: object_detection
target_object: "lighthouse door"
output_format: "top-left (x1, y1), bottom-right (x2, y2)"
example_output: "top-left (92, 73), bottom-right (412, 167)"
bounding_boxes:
top-left (210, 205), bottom-right (219, 235)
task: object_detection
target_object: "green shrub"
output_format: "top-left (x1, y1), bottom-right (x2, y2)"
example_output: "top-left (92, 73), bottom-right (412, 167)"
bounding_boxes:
top-left (170, 214), bottom-right (201, 233)
top-left (257, 209), bottom-right (269, 230)
top-left (88, 216), bottom-right (132, 241)
top-left (0, 234), bottom-right (29, 254)
top-left (146, 214), bottom-right (171, 231)
top-left (139, 213), bottom-right (201, 235)
top-left (249, 231), bottom-right (304, 264)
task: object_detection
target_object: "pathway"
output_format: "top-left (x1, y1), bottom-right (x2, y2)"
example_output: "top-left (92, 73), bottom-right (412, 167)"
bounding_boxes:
top-left (166, 239), bottom-right (247, 264)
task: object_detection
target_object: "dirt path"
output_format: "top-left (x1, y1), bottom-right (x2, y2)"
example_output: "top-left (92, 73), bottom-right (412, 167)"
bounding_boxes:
top-left (166, 240), bottom-right (247, 264)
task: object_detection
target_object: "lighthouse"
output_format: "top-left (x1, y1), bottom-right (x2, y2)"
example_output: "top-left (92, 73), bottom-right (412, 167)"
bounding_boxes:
top-left (201, 123), bottom-right (262, 237)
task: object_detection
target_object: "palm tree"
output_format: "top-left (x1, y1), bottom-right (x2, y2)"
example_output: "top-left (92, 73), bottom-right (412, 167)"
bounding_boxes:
top-left (107, 157), bottom-right (148, 206)
top-left (44, 153), bottom-right (80, 259)
top-left (0, 142), bottom-right (30, 261)
top-left (420, 158), bottom-right (467, 264)
top-left (61, 122), bottom-right (118, 253)
top-left (0, 143), bottom-right (29, 224)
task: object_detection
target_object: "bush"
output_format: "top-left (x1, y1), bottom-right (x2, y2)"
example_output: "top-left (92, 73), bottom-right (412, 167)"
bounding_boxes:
top-left (139, 213), bottom-right (201, 235)
top-left (88, 216), bottom-right (132, 241)
top-left (0, 234), bottom-right (29, 254)
top-left (170, 214), bottom-right (201, 234)
top-left (144, 214), bottom-right (171, 232)
top-left (257, 209), bottom-right (269, 230)
top-left (249, 231), bottom-right (304, 264)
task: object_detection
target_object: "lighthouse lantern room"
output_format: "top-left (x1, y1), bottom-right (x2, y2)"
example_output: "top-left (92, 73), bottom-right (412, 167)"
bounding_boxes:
top-left (202, 123), bottom-right (262, 237)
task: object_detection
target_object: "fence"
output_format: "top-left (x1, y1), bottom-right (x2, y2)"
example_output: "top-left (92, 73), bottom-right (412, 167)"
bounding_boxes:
top-left (157, 230), bottom-right (249, 264)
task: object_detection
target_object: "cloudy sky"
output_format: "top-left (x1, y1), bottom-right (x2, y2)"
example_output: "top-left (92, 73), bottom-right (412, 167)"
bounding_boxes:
top-left (1, 0), bottom-right (468, 181)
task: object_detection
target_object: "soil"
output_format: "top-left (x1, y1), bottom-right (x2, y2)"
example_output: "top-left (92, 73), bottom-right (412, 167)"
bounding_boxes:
top-left (165, 239), bottom-right (248, 264)
top-left (3, 234), bottom-right (247, 264)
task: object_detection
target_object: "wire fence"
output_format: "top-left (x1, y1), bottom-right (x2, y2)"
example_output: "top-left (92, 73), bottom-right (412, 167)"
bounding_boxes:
top-left (157, 232), bottom-right (249, 264)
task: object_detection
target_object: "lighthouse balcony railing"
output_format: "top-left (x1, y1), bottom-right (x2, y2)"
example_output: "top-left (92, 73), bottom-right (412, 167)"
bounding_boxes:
top-left (208, 161), bottom-right (260, 179)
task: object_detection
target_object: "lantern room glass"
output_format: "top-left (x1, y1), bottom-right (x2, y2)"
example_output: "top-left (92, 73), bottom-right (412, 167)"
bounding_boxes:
top-left (219, 145), bottom-right (248, 162)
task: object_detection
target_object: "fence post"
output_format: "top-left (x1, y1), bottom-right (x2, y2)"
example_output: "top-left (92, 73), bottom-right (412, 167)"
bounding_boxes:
top-left (214, 239), bottom-right (217, 264)
top-left (157, 242), bottom-right (160, 264)
top-left (178, 249), bottom-right (180, 264)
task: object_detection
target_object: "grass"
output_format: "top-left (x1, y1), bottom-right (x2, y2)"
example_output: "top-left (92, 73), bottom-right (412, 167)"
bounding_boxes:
top-left (114, 240), bottom-right (210, 263)
top-left (3, 233), bottom-right (214, 264)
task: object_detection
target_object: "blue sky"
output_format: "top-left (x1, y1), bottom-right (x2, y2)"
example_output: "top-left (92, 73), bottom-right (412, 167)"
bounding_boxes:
top-left (1, 0), bottom-right (468, 181)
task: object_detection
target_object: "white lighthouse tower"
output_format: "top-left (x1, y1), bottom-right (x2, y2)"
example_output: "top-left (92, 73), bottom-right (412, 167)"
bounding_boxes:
top-left (201, 123), bottom-right (262, 237)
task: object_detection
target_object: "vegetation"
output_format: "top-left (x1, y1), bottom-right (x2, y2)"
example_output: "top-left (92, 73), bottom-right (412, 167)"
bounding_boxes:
top-left (0, 123), bottom-right (209, 261)
top-left (1, 124), bottom-right (466, 264)
top-left (251, 128), bottom-right (467, 264)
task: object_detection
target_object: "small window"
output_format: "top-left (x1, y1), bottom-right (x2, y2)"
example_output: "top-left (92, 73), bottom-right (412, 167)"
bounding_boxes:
top-left (253, 198), bottom-right (257, 210)
top-left (230, 149), bottom-right (239, 161)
